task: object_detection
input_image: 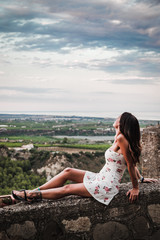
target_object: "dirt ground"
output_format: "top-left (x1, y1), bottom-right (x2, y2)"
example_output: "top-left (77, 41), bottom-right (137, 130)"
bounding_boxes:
top-left (37, 146), bottom-right (96, 153)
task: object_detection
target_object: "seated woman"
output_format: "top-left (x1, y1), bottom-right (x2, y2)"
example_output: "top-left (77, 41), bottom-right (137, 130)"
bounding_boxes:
top-left (0, 112), bottom-right (157, 207)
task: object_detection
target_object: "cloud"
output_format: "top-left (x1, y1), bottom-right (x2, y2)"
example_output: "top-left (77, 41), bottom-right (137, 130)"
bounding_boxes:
top-left (0, 0), bottom-right (160, 116)
top-left (91, 91), bottom-right (114, 95)
top-left (111, 78), bottom-right (159, 85)
top-left (94, 76), bottom-right (160, 85)
top-left (0, 86), bottom-right (66, 94)
top-left (138, 0), bottom-right (160, 6)
top-left (0, 86), bottom-right (71, 104)
top-left (0, 0), bottom-right (160, 52)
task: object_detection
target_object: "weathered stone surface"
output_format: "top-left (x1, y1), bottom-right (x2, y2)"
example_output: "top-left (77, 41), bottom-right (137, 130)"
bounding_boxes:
top-left (148, 204), bottom-right (160, 224)
top-left (43, 220), bottom-right (63, 240)
top-left (0, 231), bottom-right (9, 240)
top-left (0, 182), bottom-right (159, 240)
top-left (6, 221), bottom-right (37, 239)
top-left (62, 217), bottom-right (91, 232)
top-left (107, 204), bottom-right (141, 218)
top-left (150, 229), bottom-right (160, 240)
top-left (132, 216), bottom-right (150, 239)
top-left (93, 221), bottom-right (129, 240)
top-left (141, 125), bottom-right (160, 179)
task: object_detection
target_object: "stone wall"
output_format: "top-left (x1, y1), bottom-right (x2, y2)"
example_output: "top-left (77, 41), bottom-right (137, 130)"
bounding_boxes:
top-left (0, 182), bottom-right (160, 240)
top-left (141, 125), bottom-right (160, 179)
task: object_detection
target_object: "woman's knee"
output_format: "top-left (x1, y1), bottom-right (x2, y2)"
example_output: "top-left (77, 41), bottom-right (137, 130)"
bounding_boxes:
top-left (62, 184), bottom-right (72, 195)
top-left (63, 167), bottom-right (73, 175)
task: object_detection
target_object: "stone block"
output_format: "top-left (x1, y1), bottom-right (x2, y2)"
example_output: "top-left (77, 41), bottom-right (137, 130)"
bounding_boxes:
top-left (0, 231), bottom-right (9, 240)
top-left (62, 217), bottom-right (91, 232)
top-left (148, 204), bottom-right (160, 224)
top-left (107, 205), bottom-right (140, 218)
top-left (141, 125), bottom-right (160, 179)
top-left (150, 229), bottom-right (160, 240)
top-left (132, 216), bottom-right (150, 239)
top-left (43, 220), bottom-right (63, 240)
top-left (93, 221), bottom-right (129, 240)
top-left (6, 221), bottom-right (37, 239)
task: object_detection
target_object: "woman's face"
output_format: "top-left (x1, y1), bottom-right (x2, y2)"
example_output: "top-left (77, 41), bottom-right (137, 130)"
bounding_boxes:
top-left (113, 117), bottom-right (120, 135)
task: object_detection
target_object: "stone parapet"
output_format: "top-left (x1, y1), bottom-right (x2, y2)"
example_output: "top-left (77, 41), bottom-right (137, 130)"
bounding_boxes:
top-left (0, 182), bottom-right (160, 240)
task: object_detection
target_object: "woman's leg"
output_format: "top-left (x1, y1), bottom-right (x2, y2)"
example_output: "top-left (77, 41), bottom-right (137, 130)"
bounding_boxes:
top-left (13, 183), bottom-right (92, 201)
top-left (34, 168), bottom-right (86, 191)
top-left (40, 183), bottom-right (92, 199)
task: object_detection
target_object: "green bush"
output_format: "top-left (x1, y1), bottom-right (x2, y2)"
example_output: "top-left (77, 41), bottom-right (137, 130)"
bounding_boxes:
top-left (100, 158), bottom-right (105, 165)
top-left (84, 152), bottom-right (93, 158)
top-left (72, 153), bottom-right (80, 158)
top-left (94, 151), bottom-right (104, 157)
top-left (64, 152), bottom-right (72, 159)
top-left (29, 149), bottom-right (50, 167)
top-left (0, 156), bottom-right (46, 195)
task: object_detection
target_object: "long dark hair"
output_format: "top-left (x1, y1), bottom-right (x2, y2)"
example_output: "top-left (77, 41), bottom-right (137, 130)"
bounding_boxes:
top-left (119, 112), bottom-right (141, 164)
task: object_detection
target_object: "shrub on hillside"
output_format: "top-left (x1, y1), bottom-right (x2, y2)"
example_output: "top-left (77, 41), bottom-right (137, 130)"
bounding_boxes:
top-left (72, 153), bottom-right (80, 158)
top-left (94, 151), bottom-right (104, 157)
top-left (0, 156), bottom-right (46, 195)
top-left (84, 152), bottom-right (93, 158)
top-left (29, 149), bottom-right (50, 167)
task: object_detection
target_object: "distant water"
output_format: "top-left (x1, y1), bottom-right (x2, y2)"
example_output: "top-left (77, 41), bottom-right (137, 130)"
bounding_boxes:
top-left (0, 111), bottom-right (160, 121)
top-left (55, 135), bottom-right (115, 141)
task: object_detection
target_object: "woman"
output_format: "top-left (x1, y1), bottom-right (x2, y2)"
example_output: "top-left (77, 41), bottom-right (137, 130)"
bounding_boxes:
top-left (8, 112), bottom-right (157, 205)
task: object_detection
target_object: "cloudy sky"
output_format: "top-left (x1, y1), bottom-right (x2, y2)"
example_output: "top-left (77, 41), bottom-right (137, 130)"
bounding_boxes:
top-left (0, 0), bottom-right (160, 119)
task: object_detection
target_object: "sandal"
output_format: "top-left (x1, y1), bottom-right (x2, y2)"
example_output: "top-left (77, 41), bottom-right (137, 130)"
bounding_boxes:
top-left (12, 189), bottom-right (28, 202)
top-left (0, 195), bottom-right (16, 208)
top-left (29, 191), bottom-right (42, 202)
top-left (12, 189), bottom-right (42, 203)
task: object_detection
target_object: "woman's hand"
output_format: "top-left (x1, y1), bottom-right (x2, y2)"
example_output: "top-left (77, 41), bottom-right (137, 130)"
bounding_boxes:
top-left (142, 178), bottom-right (158, 183)
top-left (126, 188), bottom-right (139, 203)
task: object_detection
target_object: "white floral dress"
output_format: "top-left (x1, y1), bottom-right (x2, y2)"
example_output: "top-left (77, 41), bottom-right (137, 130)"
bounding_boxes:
top-left (83, 148), bottom-right (126, 205)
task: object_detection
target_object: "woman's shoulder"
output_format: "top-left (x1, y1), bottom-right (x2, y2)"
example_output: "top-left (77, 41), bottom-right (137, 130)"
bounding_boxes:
top-left (116, 133), bottom-right (129, 147)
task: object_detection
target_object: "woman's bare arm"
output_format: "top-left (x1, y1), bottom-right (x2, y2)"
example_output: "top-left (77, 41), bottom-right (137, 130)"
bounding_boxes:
top-left (135, 167), bottom-right (158, 183)
top-left (135, 166), bottom-right (141, 179)
top-left (117, 134), bottom-right (139, 202)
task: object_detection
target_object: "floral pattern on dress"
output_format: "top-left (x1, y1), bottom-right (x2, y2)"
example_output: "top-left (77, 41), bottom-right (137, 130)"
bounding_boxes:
top-left (117, 160), bottom-right (122, 165)
top-left (116, 185), bottom-right (119, 190)
top-left (117, 168), bottom-right (123, 173)
top-left (104, 197), bottom-right (109, 202)
top-left (119, 178), bottom-right (122, 183)
top-left (106, 167), bottom-right (111, 172)
top-left (94, 185), bottom-right (100, 194)
top-left (107, 158), bottom-right (115, 162)
top-left (83, 148), bottom-right (126, 206)
top-left (103, 186), bottom-right (111, 193)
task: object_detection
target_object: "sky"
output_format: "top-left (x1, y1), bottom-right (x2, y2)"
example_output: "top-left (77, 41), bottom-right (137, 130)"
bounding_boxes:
top-left (0, 0), bottom-right (160, 119)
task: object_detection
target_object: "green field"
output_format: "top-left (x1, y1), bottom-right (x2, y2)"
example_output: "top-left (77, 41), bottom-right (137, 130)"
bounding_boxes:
top-left (0, 141), bottom-right (110, 150)
top-left (55, 144), bottom-right (110, 151)
top-left (2, 135), bottom-right (57, 143)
